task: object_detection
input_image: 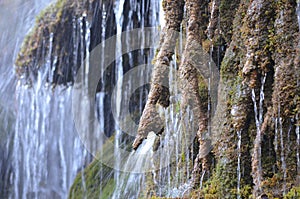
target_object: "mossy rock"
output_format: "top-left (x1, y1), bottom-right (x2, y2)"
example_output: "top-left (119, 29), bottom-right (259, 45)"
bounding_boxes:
top-left (69, 135), bottom-right (117, 199)
top-left (284, 186), bottom-right (300, 199)
top-left (68, 158), bottom-right (115, 199)
top-left (15, 0), bottom-right (95, 84)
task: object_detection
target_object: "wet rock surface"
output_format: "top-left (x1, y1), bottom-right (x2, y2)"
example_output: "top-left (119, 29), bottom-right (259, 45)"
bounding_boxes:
top-left (14, 0), bottom-right (300, 198)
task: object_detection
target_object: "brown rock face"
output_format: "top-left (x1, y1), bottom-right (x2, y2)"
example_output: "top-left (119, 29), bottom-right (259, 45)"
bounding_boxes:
top-left (15, 0), bottom-right (300, 198)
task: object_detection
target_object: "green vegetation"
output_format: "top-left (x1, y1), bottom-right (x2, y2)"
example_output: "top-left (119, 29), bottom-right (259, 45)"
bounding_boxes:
top-left (284, 187), bottom-right (300, 199)
top-left (68, 159), bottom-right (115, 199)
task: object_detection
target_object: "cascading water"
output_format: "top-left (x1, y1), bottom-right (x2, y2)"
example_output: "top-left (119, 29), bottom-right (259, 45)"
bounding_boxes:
top-left (110, 42), bottom-right (200, 198)
top-left (0, 1), bottom-right (95, 198)
top-left (13, 79), bottom-right (89, 199)
top-left (236, 130), bottom-right (242, 199)
top-left (112, 132), bottom-right (157, 199)
top-left (158, 88), bottom-right (193, 198)
top-left (279, 114), bottom-right (287, 194)
top-left (112, 0), bottom-right (125, 190)
top-left (107, 1), bottom-right (202, 197)
top-left (0, 0), bottom-right (58, 197)
top-left (1, 0), bottom-right (193, 197)
top-left (251, 74), bottom-right (266, 192)
top-left (110, 0), bottom-right (164, 198)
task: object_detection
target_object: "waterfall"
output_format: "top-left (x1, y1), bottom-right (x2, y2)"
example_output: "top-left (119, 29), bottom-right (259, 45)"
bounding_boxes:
top-left (109, 1), bottom-right (197, 195)
top-left (11, 21), bottom-right (91, 199)
top-left (237, 130), bottom-right (242, 199)
top-left (107, 0), bottom-right (220, 196)
top-left (274, 118), bottom-right (278, 155)
top-left (160, 104), bottom-right (190, 198)
top-left (112, 132), bottom-right (157, 199)
top-left (0, 0), bottom-right (51, 116)
top-left (13, 80), bottom-right (88, 199)
top-left (112, 0), bottom-right (124, 190)
top-left (0, 1), bottom-right (94, 198)
top-left (251, 74), bottom-right (266, 192)
top-left (0, 0), bottom-right (54, 197)
top-left (274, 94), bottom-right (287, 194)
top-left (279, 116), bottom-right (287, 194)
top-left (109, 0), bottom-right (163, 198)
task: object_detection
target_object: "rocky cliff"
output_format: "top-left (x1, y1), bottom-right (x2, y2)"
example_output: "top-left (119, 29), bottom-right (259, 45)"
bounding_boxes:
top-left (15, 0), bottom-right (300, 198)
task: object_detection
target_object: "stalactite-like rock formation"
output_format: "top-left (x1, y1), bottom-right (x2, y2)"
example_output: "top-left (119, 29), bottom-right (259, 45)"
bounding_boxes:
top-left (132, 0), bottom-right (185, 150)
top-left (178, 0), bottom-right (211, 186)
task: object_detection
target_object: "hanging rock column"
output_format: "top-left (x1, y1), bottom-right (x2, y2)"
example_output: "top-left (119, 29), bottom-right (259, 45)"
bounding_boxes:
top-left (132, 0), bottom-right (185, 150)
top-left (177, 0), bottom-right (212, 186)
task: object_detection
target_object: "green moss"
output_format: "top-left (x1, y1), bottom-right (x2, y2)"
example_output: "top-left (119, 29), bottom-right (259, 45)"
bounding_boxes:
top-left (68, 135), bottom-right (116, 199)
top-left (17, 0), bottom-right (67, 62)
top-left (198, 162), bottom-right (233, 198)
top-left (35, 0), bottom-right (66, 23)
top-left (174, 101), bottom-right (181, 113)
top-left (240, 185), bottom-right (252, 198)
top-left (284, 187), bottom-right (300, 199)
top-left (68, 159), bottom-right (115, 199)
top-left (219, 0), bottom-right (241, 44)
top-left (101, 179), bottom-right (116, 199)
top-left (227, 75), bottom-right (243, 106)
top-left (220, 45), bottom-right (243, 82)
top-left (181, 152), bottom-right (185, 162)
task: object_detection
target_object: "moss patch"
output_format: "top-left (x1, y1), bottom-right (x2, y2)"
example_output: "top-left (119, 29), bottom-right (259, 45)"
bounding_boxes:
top-left (68, 159), bottom-right (115, 199)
